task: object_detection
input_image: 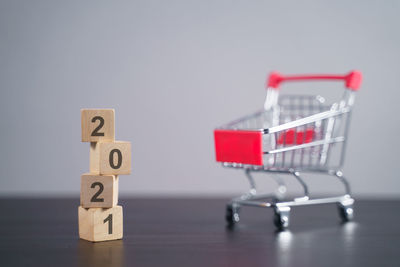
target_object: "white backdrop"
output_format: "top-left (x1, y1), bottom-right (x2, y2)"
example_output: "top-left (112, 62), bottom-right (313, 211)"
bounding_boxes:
top-left (0, 0), bottom-right (399, 197)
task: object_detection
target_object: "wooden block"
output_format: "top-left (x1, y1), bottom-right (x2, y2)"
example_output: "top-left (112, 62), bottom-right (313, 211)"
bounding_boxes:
top-left (90, 141), bottom-right (131, 175)
top-left (78, 206), bottom-right (123, 242)
top-left (80, 174), bottom-right (119, 208)
top-left (81, 109), bottom-right (115, 142)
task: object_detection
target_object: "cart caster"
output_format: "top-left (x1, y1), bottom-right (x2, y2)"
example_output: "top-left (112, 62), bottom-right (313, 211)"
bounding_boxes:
top-left (273, 206), bottom-right (290, 230)
top-left (226, 204), bottom-right (240, 225)
top-left (338, 202), bottom-right (354, 222)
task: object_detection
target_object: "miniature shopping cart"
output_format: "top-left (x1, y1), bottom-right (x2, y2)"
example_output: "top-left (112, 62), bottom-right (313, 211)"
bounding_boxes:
top-left (214, 71), bottom-right (362, 229)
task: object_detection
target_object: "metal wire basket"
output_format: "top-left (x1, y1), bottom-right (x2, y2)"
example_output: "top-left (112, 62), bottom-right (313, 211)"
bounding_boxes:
top-left (214, 71), bottom-right (362, 229)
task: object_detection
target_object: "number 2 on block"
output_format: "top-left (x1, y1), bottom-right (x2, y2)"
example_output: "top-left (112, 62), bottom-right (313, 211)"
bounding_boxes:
top-left (91, 116), bottom-right (105, 136)
top-left (104, 214), bottom-right (113, 234)
top-left (90, 182), bottom-right (104, 202)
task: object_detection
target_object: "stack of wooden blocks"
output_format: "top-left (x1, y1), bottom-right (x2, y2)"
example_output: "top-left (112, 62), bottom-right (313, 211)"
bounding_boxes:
top-left (79, 109), bottom-right (131, 242)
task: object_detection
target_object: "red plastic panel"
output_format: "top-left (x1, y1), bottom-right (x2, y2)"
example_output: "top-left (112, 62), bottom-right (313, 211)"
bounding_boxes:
top-left (277, 128), bottom-right (314, 145)
top-left (214, 130), bottom-right (263, 166)
top-left (286, 129), bottom-right (295, 144)
top-left (305, 128), bottom-right (314, 143)
top-left (296, 130), bottom-right (304, 145)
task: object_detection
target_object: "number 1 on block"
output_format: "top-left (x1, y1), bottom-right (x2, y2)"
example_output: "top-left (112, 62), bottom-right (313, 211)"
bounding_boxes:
top-left (104, 214), bottom-right (113, 234)
top-left (78, 206), bottom-right (123, 242)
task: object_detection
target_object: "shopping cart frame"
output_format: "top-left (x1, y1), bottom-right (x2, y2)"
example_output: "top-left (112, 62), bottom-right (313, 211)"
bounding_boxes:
top-left (214, 71), bottom-right (362, 229)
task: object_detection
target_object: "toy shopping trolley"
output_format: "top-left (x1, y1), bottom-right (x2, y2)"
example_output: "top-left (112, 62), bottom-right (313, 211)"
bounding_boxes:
top-left (214, 71), bottom-right (362, 229)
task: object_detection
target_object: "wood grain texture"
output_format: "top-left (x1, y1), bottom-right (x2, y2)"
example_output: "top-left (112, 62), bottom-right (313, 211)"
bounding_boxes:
top-left (80, 174), bottom-right (119, 208)
top-left (78, 205), bottom-right (123, 242)
top-left (81, 109), bottom-right (115, 142)
top-left (1, 198), bottom-right (400, 267)
top-left (90, 141), bottom-right (131, 175)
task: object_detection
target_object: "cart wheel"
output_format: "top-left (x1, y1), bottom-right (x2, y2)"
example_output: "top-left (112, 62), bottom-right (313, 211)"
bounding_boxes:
top-left (338, 202), bottom-right (354, 222)
top-left (273, 206), bottom-right (290, 230)
top-left (226, 204), bottom-right (240, 225)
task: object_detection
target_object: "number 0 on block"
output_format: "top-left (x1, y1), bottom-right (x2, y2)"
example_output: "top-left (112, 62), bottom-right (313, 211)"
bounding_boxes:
top-left (90, 141), bottom-right (131, 175)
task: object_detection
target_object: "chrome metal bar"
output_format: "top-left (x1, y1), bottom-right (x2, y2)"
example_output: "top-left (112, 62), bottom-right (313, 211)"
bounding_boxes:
top-left (335, 171), bottom-right (351, 195)
top-left (245, 169), bottom-right (257, 195)
top-left (319, 104), bottom-right (338, 165)
top-left (235, 195), bottom-right (353, 209)
top-left (265, 108), bottom-right (350, 134)
top-left (235, 199), bottom-right (272, 207)
top-left (275, 195), bottom-right (353, 207)
top-left (293, 171), bottom-right (309, 198)
top-left (265, 136), bottom-right (345, 154)
top-left (339, 110), bottom-right (352, 168)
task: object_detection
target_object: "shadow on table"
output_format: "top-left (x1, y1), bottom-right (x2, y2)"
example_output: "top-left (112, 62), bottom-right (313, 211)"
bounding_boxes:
top-left (78, 239), bottom-right (124, 267)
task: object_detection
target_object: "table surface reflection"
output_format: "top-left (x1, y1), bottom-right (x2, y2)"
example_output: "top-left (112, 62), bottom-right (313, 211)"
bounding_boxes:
top-left (0, 198), bottom-right (398, 267)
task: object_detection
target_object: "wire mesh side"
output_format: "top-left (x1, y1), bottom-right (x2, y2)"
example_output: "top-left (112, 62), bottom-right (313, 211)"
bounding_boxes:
top-left (219, 95), bottom-right (352, 171)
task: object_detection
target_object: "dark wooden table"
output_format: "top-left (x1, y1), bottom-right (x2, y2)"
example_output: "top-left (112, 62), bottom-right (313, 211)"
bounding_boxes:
top-left (0, 198), bottom-right (398, 266)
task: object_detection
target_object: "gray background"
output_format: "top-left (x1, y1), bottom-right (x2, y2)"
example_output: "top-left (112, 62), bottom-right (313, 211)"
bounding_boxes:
top-left (0, 0), bottom-right (399, 197)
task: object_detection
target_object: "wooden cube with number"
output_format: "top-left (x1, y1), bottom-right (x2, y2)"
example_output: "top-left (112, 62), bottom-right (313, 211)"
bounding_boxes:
top-left (81, 109), bottom-right (115, 142)
top-left (90, 141), bottom-right (131, 175)
top-left (80, 174), bottom-right (119, 208)
top-left (78, 206), bottom-right (123, 242)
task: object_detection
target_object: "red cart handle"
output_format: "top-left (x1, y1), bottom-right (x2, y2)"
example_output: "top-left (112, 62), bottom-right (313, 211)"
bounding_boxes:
top-left (266, 70), bottom-right (362, 91)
